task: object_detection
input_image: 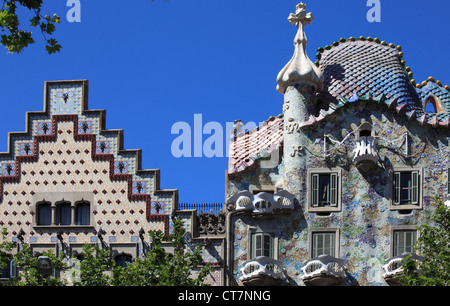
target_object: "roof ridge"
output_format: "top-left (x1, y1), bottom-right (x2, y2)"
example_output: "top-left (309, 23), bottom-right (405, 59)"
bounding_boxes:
top-left (415, 76), bottom-right (450, 91)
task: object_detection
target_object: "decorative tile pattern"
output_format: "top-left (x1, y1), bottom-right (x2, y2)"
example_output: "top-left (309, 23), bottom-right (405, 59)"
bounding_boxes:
top-left (17, 142), bottom-right (34, 156)
top-left (49, 84), bottom-right (83, 115)
top-left (228, 116), bottom-right (284, 175)
top-left (78, 120), bottom-right (93, 134)
top-left (1, 163), bottom-right (16, 176)
top-left (37, 121), bottom-right (52, 135)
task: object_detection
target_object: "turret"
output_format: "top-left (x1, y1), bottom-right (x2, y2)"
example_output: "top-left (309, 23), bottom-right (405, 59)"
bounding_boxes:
top-left (276, 3), bottom-right (323, 196)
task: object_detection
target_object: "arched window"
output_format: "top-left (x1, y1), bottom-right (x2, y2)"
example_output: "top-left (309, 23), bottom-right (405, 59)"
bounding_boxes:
top-left (75, 201), bottom-right (90, 225)
top-left (56, 201), bottom-right (71, 226)
top-left (37, 201), bottom-right (52, 225)
top-left (424, 96), bottom-right (443, 114)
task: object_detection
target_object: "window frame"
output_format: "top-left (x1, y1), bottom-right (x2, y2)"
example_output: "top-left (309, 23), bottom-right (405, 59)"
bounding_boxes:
top-left (55, 200), bottom-right (72, 226)
top-left (251, 232), bottom-right (275, 259)
top-left (309, 228), bottom-right (340, 259)
top-left (247, 229), bottom-right (278, 261)
top-left (32, 192), bottom-right (94, 228)
top-left (390, 167), bottom-right (423, 210)
top-left (0, 257), bottom-right (17, 280)
top-left (307, 168), bottom-right (342, 213)
top-left (75, 201), bottom-right (91, 226)
top-left (390, 226), bottom-right (418, 257)
top-left (36, 201), bottom-right (52, 226)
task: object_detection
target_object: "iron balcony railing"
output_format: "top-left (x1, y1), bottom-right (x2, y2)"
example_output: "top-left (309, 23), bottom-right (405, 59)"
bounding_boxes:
top-left (177, 202), bottom-right (225, 215)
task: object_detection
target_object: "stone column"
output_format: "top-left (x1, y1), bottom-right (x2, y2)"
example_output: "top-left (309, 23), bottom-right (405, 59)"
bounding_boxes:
top-left (276, 3), bottom-right (323, 198)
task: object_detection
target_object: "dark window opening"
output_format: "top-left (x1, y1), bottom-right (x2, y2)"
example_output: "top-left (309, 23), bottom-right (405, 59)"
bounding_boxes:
top-left (75, 202), bottom-right (90, 225)
top-left (37, 202), bottom-right (52, 225)
top-left (56, 202), bottom-right (71, 226)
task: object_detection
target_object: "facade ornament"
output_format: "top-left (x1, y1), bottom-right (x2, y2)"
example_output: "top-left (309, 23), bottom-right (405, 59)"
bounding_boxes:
top-left (197, 209), bottom-right (226, 236)
top-left (276, 3), bottom-right (323, 94)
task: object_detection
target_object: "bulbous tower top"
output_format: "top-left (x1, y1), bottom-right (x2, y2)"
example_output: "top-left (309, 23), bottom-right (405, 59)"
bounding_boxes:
top-left (276, 3), bottom-right (324, 94)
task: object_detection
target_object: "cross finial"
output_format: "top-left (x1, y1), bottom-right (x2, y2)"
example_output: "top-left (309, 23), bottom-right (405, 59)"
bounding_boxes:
top-left (276, 3), bottom-right (323, 94)
top-left (287, 3), bottom-right (314, 27)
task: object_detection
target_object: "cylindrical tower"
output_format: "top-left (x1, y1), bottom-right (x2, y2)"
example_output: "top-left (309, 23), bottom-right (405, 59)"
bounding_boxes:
top-left (276, 3), bottom-right (323, 197)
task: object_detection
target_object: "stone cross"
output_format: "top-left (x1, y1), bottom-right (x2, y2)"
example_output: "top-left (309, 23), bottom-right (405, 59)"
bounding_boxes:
top-left (287, 3), bottom-right (314, 27)
top-left (276, 2), bottom-right (323, 94)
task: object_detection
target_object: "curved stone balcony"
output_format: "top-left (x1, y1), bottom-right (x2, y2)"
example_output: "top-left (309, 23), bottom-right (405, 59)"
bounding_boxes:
top-left (240, 256), bottom-right (286, 286)
top-left (300, 255), bottom-right (346, 286)
top-left (382, 253), bottom-right (424, 286)
top-left (226, 190), bottom-right (294, 218)
top-left (352, 136), bottom-right (378, 172)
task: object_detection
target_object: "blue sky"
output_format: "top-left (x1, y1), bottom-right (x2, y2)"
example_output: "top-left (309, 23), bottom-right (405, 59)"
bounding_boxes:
top-left (0, 0), bottom-right (449, 204)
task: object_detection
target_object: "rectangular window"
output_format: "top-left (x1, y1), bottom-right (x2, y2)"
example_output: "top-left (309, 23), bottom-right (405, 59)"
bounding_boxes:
top-left (310, 171), bottom-right (340, 211)
top-left (251, 233), bottom-right (274, 259)
top-left (56, 202), bottom-right (72, 226)
top-left (76, 202), bottom-right (90, 225)
top-left (312, 232), bottom-right (336, 258)
top-left (393, 230), bottom-right (417, 257)
top-left (37, 202), bottom-right (52, 226)
top-left (393, 170), bottom-right (419, 206)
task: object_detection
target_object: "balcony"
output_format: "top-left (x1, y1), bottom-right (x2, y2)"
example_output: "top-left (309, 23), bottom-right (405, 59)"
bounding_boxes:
top-left (300, 255), bottom-right (346, 286)
top-left (352, 136), bottom-right (378, 172)
top-left (240, 256), bottom-right (286, 286)
top-left (382, 253), bottom-right (424, 286)
top-left (226, 190), bottom-right (294, 218)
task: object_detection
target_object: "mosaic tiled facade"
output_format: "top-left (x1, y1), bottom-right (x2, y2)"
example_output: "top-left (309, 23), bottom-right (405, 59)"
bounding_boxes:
top-left (225, 3), bottom-right (450, 286)
top-left (1, 3), bottom-right (449, 287)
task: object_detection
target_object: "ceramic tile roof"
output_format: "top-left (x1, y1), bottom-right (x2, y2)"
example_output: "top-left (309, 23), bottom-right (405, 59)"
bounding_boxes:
top-left (228, 38), bottom-right (450, 175)
top-left (315, 38), bottom-right (450, 127)
top-left (317, 39), bottom-right (422, 113)
top-left (228, 116), bottom-right (283, 174)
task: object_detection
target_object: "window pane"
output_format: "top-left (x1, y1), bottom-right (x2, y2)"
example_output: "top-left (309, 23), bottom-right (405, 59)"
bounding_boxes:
top-left (38, 203), bottom-right (51, 225)
top-left (399, 172), bottom-right (412, 204)
top-left (312, 232), bottom-right (335, 258)
top-left (252, 233), bottom-right (273, 259)
top-left (263, 234), bottom-right (272, 258)
top-left (394, 171), bottom-right (419, 205)
top-left (57, 203), bottom-right (71, 225)
top-left (318, 174), bottom-right (331, 206)
top-left (393, 230), bottom-right (417, 257)
top-left (76, 203), bottom-right (90, 225)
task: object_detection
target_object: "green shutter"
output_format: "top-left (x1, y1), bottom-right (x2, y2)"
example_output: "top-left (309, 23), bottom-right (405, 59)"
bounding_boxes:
top-left (393, 172), bottom-right (401, 205)
top-left (252, 233), bottom-right (273, 259)
top-left (252, 233), bottom-right (262, 258)
top-left (9, 259), bottom-right (16, 278)
top-left (330, 173), bottom-right (338, 207)
top-left (311, 174), bottom-right (319, 207)
top-left (312, 232), bottom-right (335, 258)
top-left (411, 171), bottom-right (419, 204)
top-left (394, 230), bottom-right (417, 256)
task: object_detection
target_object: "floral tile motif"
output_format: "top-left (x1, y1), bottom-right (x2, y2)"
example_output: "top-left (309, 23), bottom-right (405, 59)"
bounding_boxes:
top-left (96, 140), bottom-right (111, 154)
top-left (114, 160), bottom-right (128, 174)
top-left (1, 163), bottom-right (15, 176)
top-left (18, 142), bottom-right (34, 156)
top-left (78, 120), bottom-right (93, 134)
top-left (151, 201), bottom-right (165, 215)
top-left (37, 121), bottom-right (52, 135)
top-left (49, 84), bottom-right (83, 115)
top-left (132, 181), bottom-right (147, 194)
